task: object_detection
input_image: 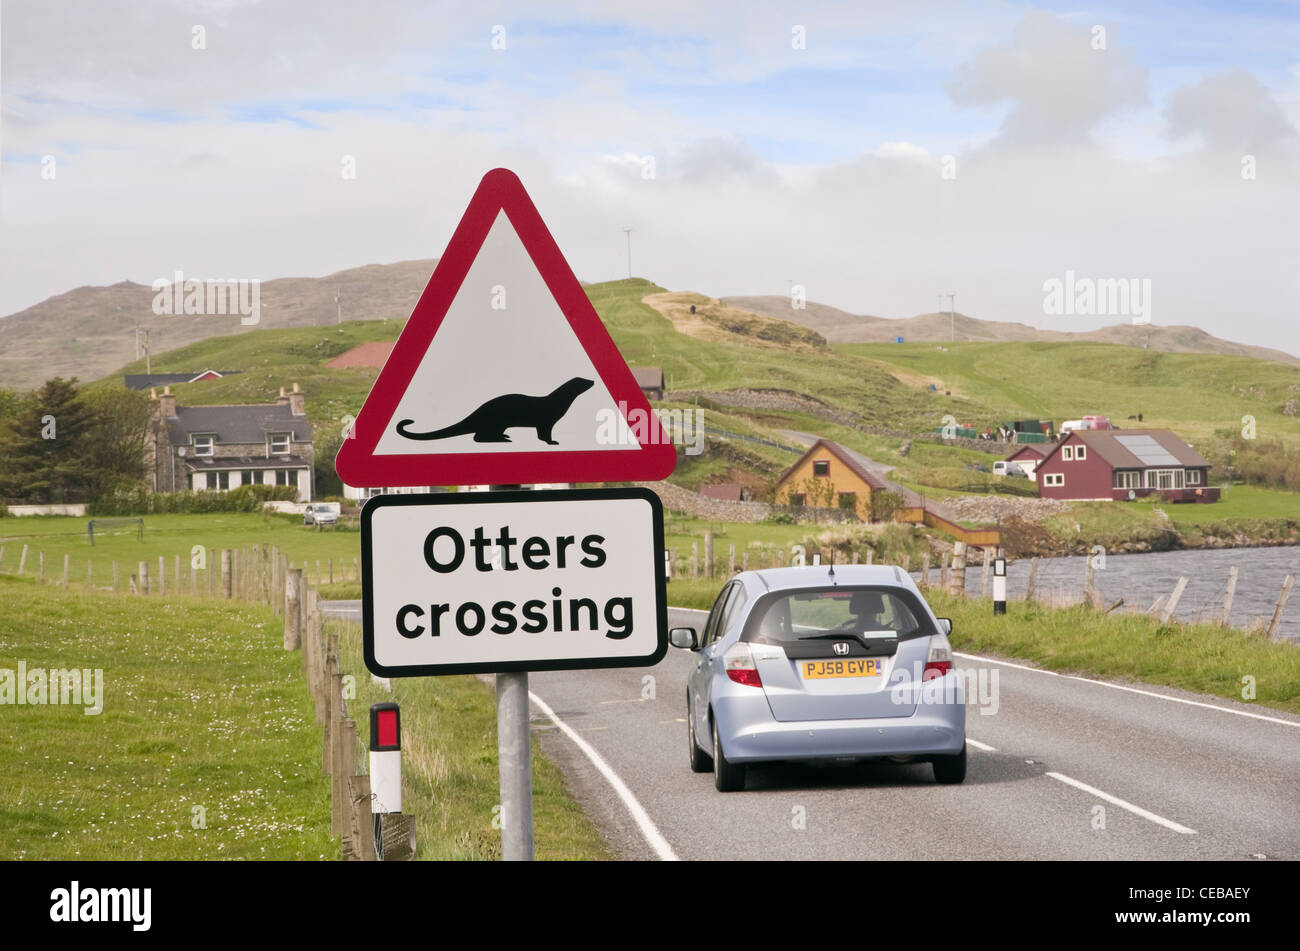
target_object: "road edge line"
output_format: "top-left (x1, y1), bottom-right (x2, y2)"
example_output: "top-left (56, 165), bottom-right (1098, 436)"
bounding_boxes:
top-left (528, 690), bottom-right (680, 862)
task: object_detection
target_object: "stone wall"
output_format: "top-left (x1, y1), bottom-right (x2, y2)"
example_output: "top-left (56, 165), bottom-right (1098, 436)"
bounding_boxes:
top-left (636, 481), bottom-right (857, 524)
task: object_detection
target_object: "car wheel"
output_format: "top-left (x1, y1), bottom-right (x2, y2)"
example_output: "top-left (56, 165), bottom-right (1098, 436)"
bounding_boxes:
top-left (687, 698), bottom-right (712, 773)
top-left (932, 741), bottom-right (967, 784)
top-left (711, 716), bottom-right (745, 792)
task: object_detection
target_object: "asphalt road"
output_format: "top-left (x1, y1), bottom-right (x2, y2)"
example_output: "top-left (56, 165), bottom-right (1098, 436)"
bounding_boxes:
top-left (322, 601), bottom-right (1300, 860)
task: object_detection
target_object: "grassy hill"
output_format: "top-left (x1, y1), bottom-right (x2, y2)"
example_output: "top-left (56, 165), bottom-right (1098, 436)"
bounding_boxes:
top-left (839, 341), bottom-right (1300, 445)
top-left (54, 277), bottom-right (1300, 530)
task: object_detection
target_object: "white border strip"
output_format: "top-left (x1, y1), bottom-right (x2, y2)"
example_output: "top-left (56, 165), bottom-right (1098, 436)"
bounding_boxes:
top-left (529, 690), bottom-right (679, 861)
top-left (966, 737), bottom-right (998, 752)
top-left (1046, 771), bottom-right (1197, 834)
top-left (954, 650), bottom-right (1300, 729)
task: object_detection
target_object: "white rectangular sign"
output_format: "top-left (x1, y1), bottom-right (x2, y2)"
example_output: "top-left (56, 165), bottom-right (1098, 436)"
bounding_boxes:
top-left (361, 488), bottom-right (667, 676)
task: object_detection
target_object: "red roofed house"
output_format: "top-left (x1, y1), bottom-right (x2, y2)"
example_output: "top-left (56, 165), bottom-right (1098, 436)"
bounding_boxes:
top-left (1004, 443), bottom-right (1050, 481)
top-left (700, 483), bottom-right (749, 502)
top-left (1035, 429), bottom-right (1218, 503)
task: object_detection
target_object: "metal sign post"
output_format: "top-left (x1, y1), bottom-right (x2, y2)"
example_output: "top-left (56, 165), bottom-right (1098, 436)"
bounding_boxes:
top-left (496, 670), bottom-right (534, 860)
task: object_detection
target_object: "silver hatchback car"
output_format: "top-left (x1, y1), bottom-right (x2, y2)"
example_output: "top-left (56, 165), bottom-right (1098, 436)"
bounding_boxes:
top-left (671, 565), bottom-right (966, 791)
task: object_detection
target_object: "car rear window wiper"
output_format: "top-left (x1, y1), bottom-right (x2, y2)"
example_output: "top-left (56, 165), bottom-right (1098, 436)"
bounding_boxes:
top-left (797, 629), bottom-right (905, 640)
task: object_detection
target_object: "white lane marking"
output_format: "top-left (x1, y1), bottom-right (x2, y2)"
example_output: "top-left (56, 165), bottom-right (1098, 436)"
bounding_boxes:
top-left (954, 650), bottom-right (1300, 729)
top-left (1046, 772), bottom-right (1197, 835)
top-left (528, 691), bottom-right (679, 862)
top-left (953, 651), bottom-right (1060, 676)
top-left (966, 738), bottom-right (998, 752)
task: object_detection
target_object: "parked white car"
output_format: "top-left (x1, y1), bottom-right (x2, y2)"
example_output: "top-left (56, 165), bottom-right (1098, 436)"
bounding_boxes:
top-left (303, 503), bottom-right (339, 526)
top-left (993, 461), bottom-right (1026, 478)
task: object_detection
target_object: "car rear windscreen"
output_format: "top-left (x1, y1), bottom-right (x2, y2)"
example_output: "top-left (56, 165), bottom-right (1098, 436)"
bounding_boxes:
top-left (743, 586), bottom-right (933, 644)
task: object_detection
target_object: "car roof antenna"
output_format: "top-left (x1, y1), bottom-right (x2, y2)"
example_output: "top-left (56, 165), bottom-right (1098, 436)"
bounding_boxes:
top-left (828, 559), bottom-right (836, 585)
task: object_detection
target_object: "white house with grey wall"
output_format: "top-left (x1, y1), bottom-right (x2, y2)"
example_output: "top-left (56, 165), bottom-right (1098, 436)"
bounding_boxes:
top-left (146, 383), bottom-right (314, 501)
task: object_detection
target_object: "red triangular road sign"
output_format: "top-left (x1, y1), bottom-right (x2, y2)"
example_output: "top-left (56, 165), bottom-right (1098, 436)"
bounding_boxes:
top-left (336, 168), bottom-right (678, 487)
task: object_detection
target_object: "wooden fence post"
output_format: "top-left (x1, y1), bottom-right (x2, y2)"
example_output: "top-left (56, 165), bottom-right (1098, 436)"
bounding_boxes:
top-left (62, 554), bottom-right (70, 585)
top-left (1157, 576), bottom-right (1189, 624)
top-left (951, 542), bottom-right (967, 595)
top-left (1222, 567), bottom-right (1238, 626)
top-left (940, 552), bottom-right (950, 590)
top-left (1025, 558), bottom-right (1039, 602)
top-left (138, 560), bottom-right (150, 595)
top-left (221, 550), bottom-right (232, 598)
top-left (174, 554), bottom-right (181, 589)
top-left (741, 552), bottom-right (748, 571)
top-left (18, 544), bottom-right (28, 576)
top-left (1266, 574), bottom-right (1294, 642)
top-left (704, 533), bottom-right (714, 579)
top-left (981, 548), bottom-right (992, 597)
top-left (39, 551), bottom-right (46, 583)
top-left (728, 544), bottom-right (735, 576)
top-left (691, 543), bottom-right (698, 578)
top-left (901, 553), bottom-right (909, 573)
top-left (157, 555), bottom-right (165, 596)
top-left (285, 568), bottom-right (303, 651)
top-left (920, 553), bottom-right (930, 587)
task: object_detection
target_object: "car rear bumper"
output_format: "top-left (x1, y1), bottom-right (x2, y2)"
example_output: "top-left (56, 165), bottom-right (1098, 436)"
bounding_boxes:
top-left (715, 693), bottom-right (965, 762)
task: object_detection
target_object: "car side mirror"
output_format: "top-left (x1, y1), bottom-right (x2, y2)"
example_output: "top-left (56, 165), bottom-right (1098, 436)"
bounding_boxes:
top-left (669, 627), bottom-right (698, 650)
top-left (937, 618), bottom-right (953, 636)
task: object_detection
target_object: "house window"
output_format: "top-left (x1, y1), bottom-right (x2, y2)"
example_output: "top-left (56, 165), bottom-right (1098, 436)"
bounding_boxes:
top-left (243, 470), bottom-right (264, 485)
top-left (216, 471), bottom-right (230, 490)
top-left (1114, 470), bottom-right (1140, 489)
top-left (1145, 469), bottom-right (1184, 490)
top-left (193, 434), bottom-right (214, 457)
top-left (1188, 470), bottom-right (1201, 485)
top-left (838, 492), bottom-right (857, 510)
top-left (813, 460), bottom-right (830, 477)
top-left (269, 433), bottom-right (291, 455)
top-left (789, 493), bottom-right (806, 507)
top-left (1062, 446), bottom-right (1074, 461)
top-left (1043, 473), bottom-right (1064, 487)
top-left (1075, 445), bottom-right (1086, 460)
top-left (276, 469), bottom-right (296, 487)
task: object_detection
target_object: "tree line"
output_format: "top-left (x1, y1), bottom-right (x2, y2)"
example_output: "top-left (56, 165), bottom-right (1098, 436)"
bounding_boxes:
top-left (0, 378), bottom-right (151, 504)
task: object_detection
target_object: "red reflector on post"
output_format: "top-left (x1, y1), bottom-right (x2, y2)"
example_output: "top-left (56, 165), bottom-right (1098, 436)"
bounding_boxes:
top-left (377, 710), bottom-right (398, 748)
top-left (370, 702), bottom-right (401, 752)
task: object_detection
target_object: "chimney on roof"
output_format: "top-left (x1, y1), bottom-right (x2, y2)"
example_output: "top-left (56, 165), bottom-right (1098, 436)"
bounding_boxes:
top-left (288, 381), bottom-right (306, 416)
top-left (158, 386), bottom-right (177, 418)
top-left (276, 386), bottom-right (289, 407)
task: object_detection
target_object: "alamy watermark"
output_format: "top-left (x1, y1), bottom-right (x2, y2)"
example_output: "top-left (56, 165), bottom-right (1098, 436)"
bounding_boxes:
top-left (1, 662), bottom-right (103, 715)
top-left (594, 404), bottom-right (705, 455)
top-left (1043, 270), bottom-right (1150, 325)
top-left (152, 270), bottom-right (260, 325)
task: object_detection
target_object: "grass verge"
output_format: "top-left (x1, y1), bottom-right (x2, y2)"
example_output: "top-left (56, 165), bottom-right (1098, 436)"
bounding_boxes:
top-left (331, 619), bottom-right (613, 860)
top-left (0, 574), bottom-right (334, 859)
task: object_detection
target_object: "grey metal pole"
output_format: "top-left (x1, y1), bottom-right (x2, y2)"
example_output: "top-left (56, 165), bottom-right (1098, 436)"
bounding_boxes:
top-left (496, 670), bottom-right (534, 860)
top-left (490, 481), bottom-right (536, 861)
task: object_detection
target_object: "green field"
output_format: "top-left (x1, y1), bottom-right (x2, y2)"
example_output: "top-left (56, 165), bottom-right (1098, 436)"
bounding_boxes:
top-left (839, 340), bottom-right (1300, 446)
top-left (0, 575), bottom-right (334, 859)
top-left (0, 512), bottom-right (362, 587)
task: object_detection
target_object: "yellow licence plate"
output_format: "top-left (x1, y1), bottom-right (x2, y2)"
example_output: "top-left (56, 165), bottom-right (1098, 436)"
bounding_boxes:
top-left (801, 659), bottom-right (881, 679)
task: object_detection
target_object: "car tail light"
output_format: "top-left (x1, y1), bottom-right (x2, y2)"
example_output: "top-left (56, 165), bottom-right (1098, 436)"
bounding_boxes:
top-left (923, 639), bottom-right (953, 681)
top-left (723, 643), bottom-right (763, 688)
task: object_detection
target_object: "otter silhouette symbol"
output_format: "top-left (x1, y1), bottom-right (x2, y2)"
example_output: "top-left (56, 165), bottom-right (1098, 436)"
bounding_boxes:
top-left (396, 377), bottom-right (595, 445)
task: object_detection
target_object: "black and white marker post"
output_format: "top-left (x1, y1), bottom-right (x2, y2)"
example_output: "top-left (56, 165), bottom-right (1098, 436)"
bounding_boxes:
top-left (993, 555), bottom-right (1007, 615)
top-left (368, 703), bottom-right (402, 859)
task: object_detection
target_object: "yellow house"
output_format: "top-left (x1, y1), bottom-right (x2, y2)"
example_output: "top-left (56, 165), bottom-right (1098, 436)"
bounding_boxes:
top-left (773, 439), bottom-right (888, 521)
